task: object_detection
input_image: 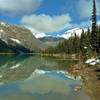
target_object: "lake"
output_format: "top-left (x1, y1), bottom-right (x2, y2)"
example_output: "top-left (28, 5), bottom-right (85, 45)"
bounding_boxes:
top-left (0, 55), bottom-right (90, 100)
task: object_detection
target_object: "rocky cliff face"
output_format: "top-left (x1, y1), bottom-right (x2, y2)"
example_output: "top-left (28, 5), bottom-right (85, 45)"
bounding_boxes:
top-left (0, 22), bottom-right (45, 53)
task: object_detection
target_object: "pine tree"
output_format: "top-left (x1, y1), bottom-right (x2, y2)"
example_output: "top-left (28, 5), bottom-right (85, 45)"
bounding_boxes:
top-left (90, 0), bottom-right (100, 53)
top-left (86, 28), bottom-right (91, 52)
top-left (80, 30), bottom-right (86, 53)
top-left (72, 33), bottom-right (80, 53)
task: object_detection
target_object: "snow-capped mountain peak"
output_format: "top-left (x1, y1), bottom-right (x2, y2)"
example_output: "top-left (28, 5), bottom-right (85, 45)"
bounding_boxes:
top-left (62, 28), bottom-right (83, 39)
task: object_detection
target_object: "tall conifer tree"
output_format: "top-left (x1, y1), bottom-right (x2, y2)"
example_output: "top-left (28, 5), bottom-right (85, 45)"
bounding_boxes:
top-left (91, 0), bottom-right (100, 53)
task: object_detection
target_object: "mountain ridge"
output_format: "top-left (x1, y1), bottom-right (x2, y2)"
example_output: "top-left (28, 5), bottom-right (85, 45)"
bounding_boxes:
top-left (0, 22), bottom-right (45, 53)
top-left (39, 36), bottom-right (64, 46)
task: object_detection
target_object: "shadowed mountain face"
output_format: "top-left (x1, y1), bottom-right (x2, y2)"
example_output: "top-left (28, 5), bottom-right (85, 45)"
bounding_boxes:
top-left (0, 22), bottom-right (45, 53)
top-left (0, 39), bottom-right (32, 53)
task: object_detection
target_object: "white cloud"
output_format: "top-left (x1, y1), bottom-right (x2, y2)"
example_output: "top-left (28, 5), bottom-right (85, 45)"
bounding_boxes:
top-left (0, 0), bottom-right (42, 15)
top-left (21, 14), bottom-right (72, 33)
top-left (77, 0), bottom-right (100, 18)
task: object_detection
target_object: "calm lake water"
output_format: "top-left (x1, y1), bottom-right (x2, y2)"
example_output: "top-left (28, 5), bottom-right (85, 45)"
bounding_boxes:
top-left (0, 55), bottom-right (90, 100)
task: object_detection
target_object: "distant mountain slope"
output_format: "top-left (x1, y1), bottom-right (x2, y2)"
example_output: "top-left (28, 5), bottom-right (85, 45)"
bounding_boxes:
top-left (39, 36), bottom-right (64, 42)
top-left (0, 22), bottom-right (45, 53)
top-left (39, 36), bottom-right (64, 46)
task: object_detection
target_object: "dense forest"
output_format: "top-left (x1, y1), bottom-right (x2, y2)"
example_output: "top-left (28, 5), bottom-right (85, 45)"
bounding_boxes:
top-left (42, 27), bottom-right (100, 54)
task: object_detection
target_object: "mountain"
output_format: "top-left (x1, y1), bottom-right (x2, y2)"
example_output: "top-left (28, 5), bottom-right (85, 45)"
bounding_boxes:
top-left (0, 22), bottom-right (45, 53)
top-left (39, 36), bottom-right (64, 46)
top-left (39, 28), bottom-right (83, 46)
top-left (62, 28), bottom-right (83, 39)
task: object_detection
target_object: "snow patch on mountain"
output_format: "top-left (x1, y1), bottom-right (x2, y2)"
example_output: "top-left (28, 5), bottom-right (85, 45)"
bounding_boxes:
top-left (0, 29), bottom-right (4, 38)
top-left (0, 29), bottom-right (4, 33)
top-left (10, 64), bottom-right (21, 69)
top-left (10, 38), bottom-right (21, 44)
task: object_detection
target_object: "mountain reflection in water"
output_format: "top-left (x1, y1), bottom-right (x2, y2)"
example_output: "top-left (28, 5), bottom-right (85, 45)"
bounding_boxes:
top-left (0, 55), bottom-right (90, 100)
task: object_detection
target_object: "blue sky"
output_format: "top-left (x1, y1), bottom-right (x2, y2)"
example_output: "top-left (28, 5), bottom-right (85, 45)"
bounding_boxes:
top-left (0, 0), bottom-right (100, 38)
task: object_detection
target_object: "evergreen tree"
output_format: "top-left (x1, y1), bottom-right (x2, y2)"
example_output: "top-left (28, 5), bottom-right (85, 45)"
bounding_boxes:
top-left (90, 0), bottom-right (100, 53)
top-left (98, 26), bottom-right (100, 47)
top-left (72, 33), bottom-right (80, 53)
top-left (86, 28), bottom-right (92, 52)
top-left (80, 30), bottom-right (86, 53)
